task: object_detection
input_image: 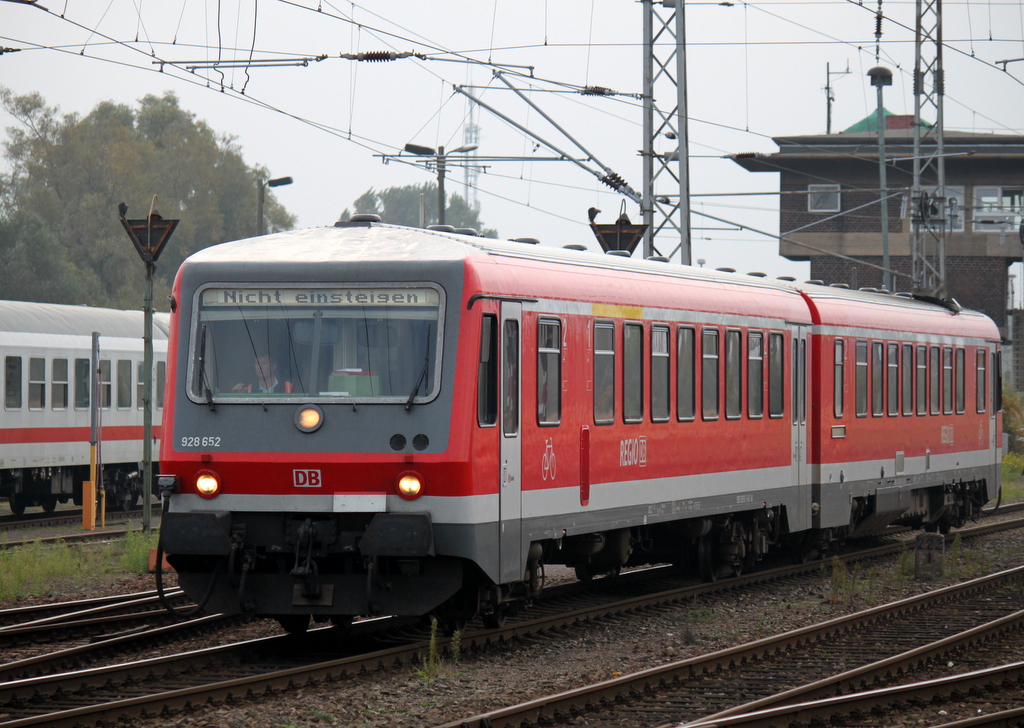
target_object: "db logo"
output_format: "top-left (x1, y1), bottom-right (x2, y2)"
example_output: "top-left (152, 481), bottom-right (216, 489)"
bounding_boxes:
top-left (293, 469), bottom-right (322, 487)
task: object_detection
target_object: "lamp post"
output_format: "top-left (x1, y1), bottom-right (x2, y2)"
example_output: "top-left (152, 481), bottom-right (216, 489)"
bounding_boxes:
top-left (257, 176), bottom-right (293, 236)
top-left (403, 144), bottom-right (478, 226)
top-left (868, 66), bottom-right (893, 292)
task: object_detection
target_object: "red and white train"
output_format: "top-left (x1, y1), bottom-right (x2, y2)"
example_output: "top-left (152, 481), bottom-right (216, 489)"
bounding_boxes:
top-left (158, 218), bottom-right (1002, 632)
top-left (1, 300), bottom-right (168, 514)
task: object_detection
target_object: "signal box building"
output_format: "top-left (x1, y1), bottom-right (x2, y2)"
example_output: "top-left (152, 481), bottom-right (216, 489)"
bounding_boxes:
top-left (731, 114), bottom-right (1024, 388)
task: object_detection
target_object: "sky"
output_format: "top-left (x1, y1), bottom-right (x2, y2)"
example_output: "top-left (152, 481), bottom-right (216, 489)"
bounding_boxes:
top-left (2, 0), bottom-right (1023, 284)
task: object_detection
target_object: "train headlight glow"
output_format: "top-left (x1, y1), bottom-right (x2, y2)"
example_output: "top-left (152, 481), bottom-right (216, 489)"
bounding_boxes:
top-left (295, 405), bottom-right (324, 433)
top-left (397, 472), bottom-right (423, 500)
top-left (195, 472), bottom-right (221, 498)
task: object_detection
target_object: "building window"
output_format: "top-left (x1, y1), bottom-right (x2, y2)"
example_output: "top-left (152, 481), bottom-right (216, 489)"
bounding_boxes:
top-left (871, 342), bottom-right (884, 417)
top-left (748, 331), bottom-right (764, 419)
top-left (855, 340), bottom-right (868, 417)
top-left (75, 358), bottom-right (91, 409)
top-left (677, 327), bottom-right (695, 422)
top-left (807, 184), bottom-right (840, 213)
top-left (702, 328), bottom-right (719, 420)
top-left (52, 358), bottom-right (68, 410)
top-left (623, 323), bottom-right (644, 423)
top-left (594, 321), bottom-right (615, 425)
top-left (887, 343), bottom-right (899, 416)
top-left (833, 339), bottom-right (844, 418)
top-left (651, 325), bottom-right (670, 423)
top-left (973, 186), bottom-right (1022, 233)
top-left (29, 357), bottom-right (45, 409)
top-left (725, 329), bottom-right (742, 419)
top-left (5, 356), bottom-right (22, 410)
top-left (769, 332), bottom-right (784, 418)
top-left (537, 319), bottom-right (562, 426)
top-left (976, 349), bottom-right (987, 414)
top-left (916, 186), bottom-right (965, 232)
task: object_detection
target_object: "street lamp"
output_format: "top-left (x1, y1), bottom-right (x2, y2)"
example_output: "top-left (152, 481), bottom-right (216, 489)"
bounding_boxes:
top-left (257, 175), bottom-right (293, 236)
top-left (868, 66), bottom-right (892, 292)
top-left (403, 143), bottom-right (478, 226)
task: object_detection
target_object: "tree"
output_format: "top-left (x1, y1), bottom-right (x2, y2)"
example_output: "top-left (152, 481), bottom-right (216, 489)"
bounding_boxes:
top-left (339, 182), bottom-right (497, 237)
top-left (0, 88), bottom-right (295, 308)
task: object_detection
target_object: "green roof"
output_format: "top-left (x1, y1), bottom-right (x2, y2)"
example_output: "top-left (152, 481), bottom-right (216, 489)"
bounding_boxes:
top-left (842, 109), bottom-right (932, 133)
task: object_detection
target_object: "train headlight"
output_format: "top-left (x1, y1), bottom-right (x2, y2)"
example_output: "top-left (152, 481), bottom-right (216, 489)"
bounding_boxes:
top-left (195, 471), bottom-right (221, 499)
top-left (295, 405), bottom-right (324, 433)
top-left (396, 472), bottom-right (423, 500)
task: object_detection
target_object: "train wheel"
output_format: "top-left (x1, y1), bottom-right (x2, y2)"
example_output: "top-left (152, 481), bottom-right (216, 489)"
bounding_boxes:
top-left (7, 494), bottom-right (25, 516)
top-left (276, 614), bottom-right (310, 634)
top-left (574, 564), bottom-right (594, 582)
top-left (121, 492), bottom-right (139, 512)
top-left (697, 534), bottom-right (718, 583)
top-left (40, 496), bottom-right (58, 514)
top-left (481, 607), bottom-right (508, 630)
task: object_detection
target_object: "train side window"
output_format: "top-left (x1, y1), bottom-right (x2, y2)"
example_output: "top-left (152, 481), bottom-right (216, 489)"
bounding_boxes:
top-left (768, 332), bottom-right (784, 418)
top-left (916, 345), bottom-right (927, 415)
top-left (117, 359), bottom-right (132, 409)
top-left (52, 358), bottom-right (68, 410)
top-left (792, 339), bottom-right (798, 425)
top-left (5, 356), bottom-right (22, 410)
top-left (901, 344), bottom-right (913, 415)
top-left (75, 358), bottom-right (90, 409)
top-left (955, 348), bottom-right (965, 414)
top-left (799, 338), bottom-right (807, 424)
top-left (502, 319), bottom-right (520, 436)
top-left (677, 326), bottom-right (695, 421)
top-left (871, 342), bottom-right (883, 416)
top-left (976, 349), bottom-right (987, 414)
top-left (157, 361), bottom-right (166, 409)
top-left (702, 328), bottom-right (719, 421)
top-left (993, 351), bottom-right (1002, 412)
top-left (537, 318), bottom-right (562, 426)
top-left (594, 321), bottom-right (615, 425)
top-left (99, 360), bottom-right (112, 409)
top-left (137, 362), bottom-right (145, 410)
top-left (477, 314), bottom-right (498, 427)
top-left (651, 325), bottom-right (670, 423)
top-left (929, 346), bottom-right (940, 415)
top-left (855, 340), bottom-right (868, 417)
top-left (942, 346), bottom-right (953, 415)
top-left (725, 329), bottom-right (742, 419)
top-left (886, 343), bottom-right (899, 416)
top-left (748, 331), bottom-right (764, 419)
top-left (833, 338), bottom-right (844, 418)
top-left (28, 357), bottom-right (45, 410)
top-left (623, 323), bottom-right (644, 423)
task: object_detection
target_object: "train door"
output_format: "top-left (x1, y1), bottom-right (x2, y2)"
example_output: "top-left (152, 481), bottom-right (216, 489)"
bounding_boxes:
top-left (498, 302), bottom-right (523, 584)
top-left (790, 326), bottom-right (811, 529)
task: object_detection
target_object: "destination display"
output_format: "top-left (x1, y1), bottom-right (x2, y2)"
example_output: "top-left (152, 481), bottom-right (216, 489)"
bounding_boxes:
top-left (201, 287), bottom-right (440, 307)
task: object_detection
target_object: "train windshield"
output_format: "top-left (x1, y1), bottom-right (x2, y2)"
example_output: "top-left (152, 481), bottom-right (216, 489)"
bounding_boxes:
top-left (189, 285), bottom-right (444, 403)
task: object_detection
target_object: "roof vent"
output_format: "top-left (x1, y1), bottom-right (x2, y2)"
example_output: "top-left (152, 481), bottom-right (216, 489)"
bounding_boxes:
top-left (606, 250), bottom-right (631, 257)
top-left (647, 255), bottom-right (670, 262)
top-left (747, 271), bottom-right (767, 277)
top-left (716, 267), bottom-right (736, 273)
top-left (454, 227), bottom-right (479, 236)
top-left (563, 244), bottom-right (588, 251)
top-left (894, 292), bottom-right (913, 298)
top-left (511, 237), bottom-right (540, 244)
top-left (805, 279), bottom-right (824, 285)
top-left (427, 224), bottom-right (456, 233)
top-left (829, 283), bottom-right (850, 288)
top-left (336, 212), bottom-right (381, 226)
top-left (777, 276), bottom-right (796, 282)
top-left (859, 287), bottom-right (878, 292)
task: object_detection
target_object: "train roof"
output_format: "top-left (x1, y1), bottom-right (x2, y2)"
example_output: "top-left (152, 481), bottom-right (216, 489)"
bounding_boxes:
top-left (0, 300), bottom-right (169, 339)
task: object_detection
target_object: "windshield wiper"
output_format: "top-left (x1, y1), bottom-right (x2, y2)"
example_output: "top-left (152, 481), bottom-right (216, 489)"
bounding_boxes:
top-left (405, 325), bottom-right (431, 412)
top-left (199, 324), bottom-right (215, 411)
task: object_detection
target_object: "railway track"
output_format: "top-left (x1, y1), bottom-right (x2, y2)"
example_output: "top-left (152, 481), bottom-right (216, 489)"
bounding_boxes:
top-left (0, 504), bottom-right (163, 534)
top-left (0, 515), bottom-right (1021, 728)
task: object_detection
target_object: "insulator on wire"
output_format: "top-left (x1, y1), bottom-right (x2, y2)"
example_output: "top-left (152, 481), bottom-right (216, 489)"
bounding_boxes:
top-left (341, 50), bottom-right (419, 62)
top-left (581, 86), bottom-right (615, 96)
top-left (600, 172), bottom-right (627, 191)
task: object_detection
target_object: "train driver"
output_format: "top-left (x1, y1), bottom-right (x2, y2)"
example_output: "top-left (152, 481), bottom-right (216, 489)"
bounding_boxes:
top-left (232, 353), bottom-right (295, 394)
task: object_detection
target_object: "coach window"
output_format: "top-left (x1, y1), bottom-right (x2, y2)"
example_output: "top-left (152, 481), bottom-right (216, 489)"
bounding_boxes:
top-left (769, 332), bottom-right (784, 418)
top-left (887, 344), bottom-right (899, 416)
top-left (833, 339), bottom-right (844, 418)
top-left (702, 328), bottom-right (719, 420)
top-left (502, 320), bottom-right (520, 436)
top-left (955, 348), bottom-right (965, 414)
top-left (901, 344), bottom-right (913, 415)
top-left (677, 326), bottom-right (695, 421)
top-left (28, 357), bottom-right (45, 410)
top-left (651, 325), bottom-right (670, 423)
top-left (725, 330), bottom-right (742, 420)
top-left (75, 358), bottom-right (90, 409)
top-left (477, 314), bottom-right (498, 427)
top-left (99, 360), bottom-right (112, 409)
top-left (52, 358), bottom-right (68, 410)
top-left (871, 342), bottom-right (884, 416)
top-left (929, 346), bottom-right (940, 415)
top-left (137, 362), bottom-right (145, 410)
top-left (5, 356), bottom-right (22, 410)
top-left (976, 350), bottom-right (987, 414)
top-left (916, 345), bottom-right (927, 415)
top-left (623, 323), bottom-right (644, 423)
top-left (994, 352), bottom-right (1003, 412)
top-left (748, 331), bottom-right (764, 419)
top-left (594, 321), bottom-right (615, 425)
top-left (855, 340), bottom-right (868, 417)
top-left (156, 361), bottom-right (166, 409)
top-left (537, 318), bottom-right (562, 426)
top-left (117, 360), bottom-right (132, 409)
top-left (942, 346), bottom-right (953, 415)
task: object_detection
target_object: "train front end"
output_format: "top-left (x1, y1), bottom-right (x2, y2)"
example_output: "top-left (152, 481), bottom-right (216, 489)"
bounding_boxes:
top-left (157, 223), bottom-right (473, 629)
